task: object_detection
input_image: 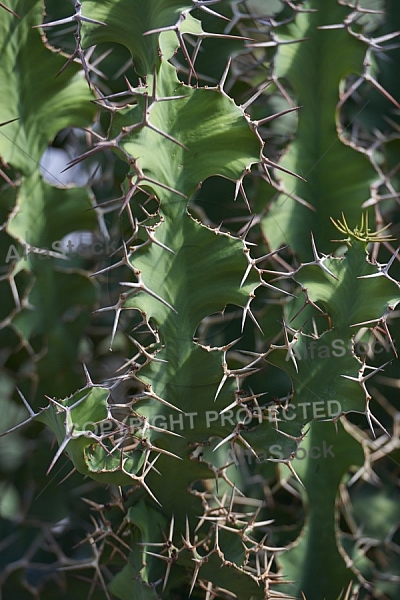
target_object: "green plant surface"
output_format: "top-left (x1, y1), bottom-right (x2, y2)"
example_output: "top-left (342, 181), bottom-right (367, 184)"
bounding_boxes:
top-left (261, 0), bottom-right (393, 260)
top-left (277, 420), bottom-right (365, 599)
top-left (1, 1), bottom-right (400, 599)
top-left (265, 235), bottom-right (400, 600)
top-left (0, 0), bottom-right (94, 174)
top-left (268, 239), bottom-right (400, 416)
top-left (80, 0), bottom-right (200, 75)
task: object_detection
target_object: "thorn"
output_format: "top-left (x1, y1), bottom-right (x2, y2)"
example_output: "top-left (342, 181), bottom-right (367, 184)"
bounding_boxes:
top-left (241, 297), bottom-right (263, 334)
top-left (0, 118), bottom-right (19, 127)
top-left (286, 461), bottom-right (305, 489)
top-left (0, 390), bottom-right (45, 438)
top-left (94, 300), bottom-right (123, 350)
top-left (144, 550), bottom-right (170, 560)
top-left (55, 51), bottom-right (80, 78)
top-left (286, 191), bottom-right (317, 211)
top-left (365, 74), bottom-right (400, 110)
top-left (189, 560), bottom-right (202, 597)
top-left (46, 428), bottom-right (75, 475)
top-left (367, 407), bottom-right (390, 438)
top-left (358, 247), bottom-right (400, 280)
top-left (381, 319), bottom-right (398, 358)
top-left (146, 122), bottom-right (189, 150)
top-left (33, 16), bottom-right (79, 28)
top-left (213, 432), bottom-right (236, 452)
top-left (184, 515), bottom-right (191, 547)
top-left (241, 246), bottom-right (289, 288)
top-left (219, 399), bottom-right (240, 415)
top-left (169, 514), bottom-right (175, 541)
top-left (16, 388), bottom-right (36, 417)
top-left (236, 180), bottom-right (252, 213)
top-left (135, 457), bottom-right (162, 505)
top-left (309, 233), bottom-right (339, 280)
top-left (247, 36), bottom-right (309, 49)
top-left (240, 263), bottom-right (253, 288)
top-left (261, 162), bottom-right (272, 185)
top-left (127, 335), bottom-right (168, 363)
top-left (148, 444), bottom-right (183, 461)
top-left (253, 105), bottom-right (303, 126)
top-left (62, 144), bottom-right (111, 172)
top-left (259, 278), bottom-right (295, 296)
top-left (237, 434), bottom-right (259, 460)
top-left (58, 467), bottom-right (77, 485)
top-left (119, 281), bottom-right (178, 314)
top-left (341, 360), bottom-right (391, 383)
top-left (44, 395), bottom-right (65, 411)
top-left (178, 28), bottom-right (199, 80)
top-left (82, 364), bottom-right (93, 386)
top-left (218, 57), bottom-right (231, 91)
top-left (143, 176), bottom-right (188, 199)
top-left (241, 82), bottom-right (272, 112)
top-left (35, 14), bottom-right (106, 29)
top-left (263, 156), bottom-right (307, 182)
top-left (214, 373), bottom-right (228, 401)
top-left (142, 390), bottom-right (185, 414)
top-left (220, 337), bottom-right (243, 352)
top-left (0, 166), bottom-right (16, 187)
top-left (317, 24), bottom-right (345, 30)
top-left (239, 215), bottom-right (255, 242)
top-left (192, 0), bottom-right (230, 21)
top-left (145, 227), bottom-right (176, 254)
top-left (162, 559), bottom-right (173, 592)
top-left (0, 2), bottom-right (20, 17)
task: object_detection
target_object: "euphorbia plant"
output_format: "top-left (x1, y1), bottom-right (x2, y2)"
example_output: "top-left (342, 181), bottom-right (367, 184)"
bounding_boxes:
top-left (1, 2), bottom-right (400, 599)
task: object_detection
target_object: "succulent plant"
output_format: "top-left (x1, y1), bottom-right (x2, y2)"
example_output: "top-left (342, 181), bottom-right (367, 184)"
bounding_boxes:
top-left (1, 2), bottom-right (400, 600)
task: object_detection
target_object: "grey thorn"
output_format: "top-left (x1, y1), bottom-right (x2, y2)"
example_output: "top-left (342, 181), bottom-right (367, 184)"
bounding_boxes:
top-left (213, 432), bottom-right (236, 452)
top-left (241, 82), bottom-right (272, 112)
top-left (241, 298), bottom-right (263, 334)
top-left (254, 105), bottom-right (303, 126)
top-left (263, 156), bottom-right (307, 182)
top-left (145, 227), bottom-right (176, 254)
top-left (142, 390), bottom-right (185, 414)
top-left (218, 57), bottom-right (232, 91)
top-left (309, 232), bottom-right (339, 280)
top-left (358, 246), bottom-right (400, 280)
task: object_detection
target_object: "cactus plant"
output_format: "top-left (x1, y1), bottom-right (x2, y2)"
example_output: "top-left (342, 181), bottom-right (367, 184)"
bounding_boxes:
top-left (1, 1), bottom-right (400, 600)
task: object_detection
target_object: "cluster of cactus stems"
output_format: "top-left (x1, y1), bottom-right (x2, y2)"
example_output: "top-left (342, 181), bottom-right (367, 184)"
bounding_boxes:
top-left (1, 1), bottom-right (400, 599)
